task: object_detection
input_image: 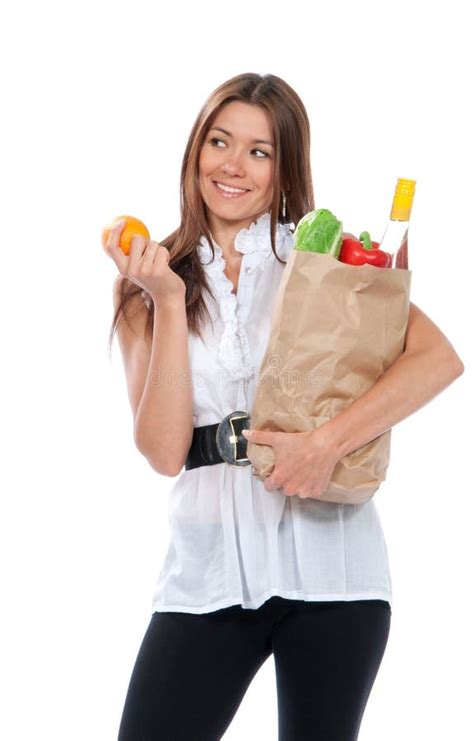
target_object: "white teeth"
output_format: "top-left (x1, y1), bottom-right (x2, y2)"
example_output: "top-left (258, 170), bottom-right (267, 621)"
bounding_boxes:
top-left (215, 182), bottom-right (247, 194)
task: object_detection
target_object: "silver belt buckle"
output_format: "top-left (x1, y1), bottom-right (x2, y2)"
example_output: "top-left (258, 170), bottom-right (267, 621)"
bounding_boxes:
top-left (216, 410), bottom-right (251, 468)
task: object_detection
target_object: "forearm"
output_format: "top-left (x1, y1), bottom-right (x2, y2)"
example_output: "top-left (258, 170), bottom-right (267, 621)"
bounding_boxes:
top-left (324, 347), bottom-right (464, 459)
top-left (135, 296), bottom-right (193, 475)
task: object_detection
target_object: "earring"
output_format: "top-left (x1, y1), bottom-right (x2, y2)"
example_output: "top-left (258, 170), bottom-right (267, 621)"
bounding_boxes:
top-left (281, 191), bottom-right (287, 219)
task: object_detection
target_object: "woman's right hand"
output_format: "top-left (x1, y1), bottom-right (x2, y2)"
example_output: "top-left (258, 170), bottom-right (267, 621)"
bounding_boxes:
top-left (105, 220), bottom-right (186, 304)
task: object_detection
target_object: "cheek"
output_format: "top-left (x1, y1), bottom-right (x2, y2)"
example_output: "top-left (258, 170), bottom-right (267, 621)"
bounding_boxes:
top-left (255, 161), bottom-right (275, 192)
top-left (198, 147), bottom-right (215, 175)
top-left (198, 150), bottom-right (207, 175)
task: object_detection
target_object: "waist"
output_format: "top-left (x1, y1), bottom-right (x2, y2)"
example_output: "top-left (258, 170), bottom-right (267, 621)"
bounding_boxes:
top-left (185, 410), bottom-right (251, 471)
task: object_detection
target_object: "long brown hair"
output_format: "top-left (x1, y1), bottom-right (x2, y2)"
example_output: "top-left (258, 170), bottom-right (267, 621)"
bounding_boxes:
top-left (108, 72), bottom-right (314, 352)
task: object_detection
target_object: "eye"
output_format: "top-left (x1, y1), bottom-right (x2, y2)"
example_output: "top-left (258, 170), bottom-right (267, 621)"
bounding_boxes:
top-left (209, 137), bottom-right (269, 158)
top-left (252, 148), bottom-right (269, 158)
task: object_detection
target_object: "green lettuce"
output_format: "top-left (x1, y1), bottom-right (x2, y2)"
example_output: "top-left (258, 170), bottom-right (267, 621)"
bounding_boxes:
top-left (293, 208), bottom-right (343, 258)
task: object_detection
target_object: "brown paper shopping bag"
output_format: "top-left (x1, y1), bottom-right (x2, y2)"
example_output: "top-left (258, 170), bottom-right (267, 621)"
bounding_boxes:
top-left (247, 251), bottom-right (412, 505)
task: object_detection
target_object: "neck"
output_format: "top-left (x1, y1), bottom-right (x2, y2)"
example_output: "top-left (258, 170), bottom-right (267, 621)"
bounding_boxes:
top-left (207, 209), bottom-right (270, 258)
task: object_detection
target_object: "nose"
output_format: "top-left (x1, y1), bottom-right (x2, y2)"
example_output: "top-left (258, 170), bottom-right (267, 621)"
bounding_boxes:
top-left (220, 151), bottom-right (246, 176)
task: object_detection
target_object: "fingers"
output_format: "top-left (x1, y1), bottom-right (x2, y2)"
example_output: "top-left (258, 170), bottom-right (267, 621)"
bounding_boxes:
top-left (141, 240), bottom-right (169, 270)
top-left (264, 475), bottom-right (279, 493)
top-left (128, 234), bottom-right (149, 272)
top-left (242, 428), bottom-right (276, 446)
top-left (105, 220), bottom-right (128, 274)
top-left (129, 235), bottom-right (168, 262)
top-left (122, 236), bottom-right (171, 295)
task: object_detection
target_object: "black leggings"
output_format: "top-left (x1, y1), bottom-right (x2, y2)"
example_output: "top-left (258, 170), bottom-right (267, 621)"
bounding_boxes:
top-left (117, 595), bottom-right (391, 741)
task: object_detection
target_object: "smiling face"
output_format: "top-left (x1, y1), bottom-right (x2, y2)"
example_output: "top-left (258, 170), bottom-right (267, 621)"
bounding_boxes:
top-left (198, 101), bottom-right (276, 236)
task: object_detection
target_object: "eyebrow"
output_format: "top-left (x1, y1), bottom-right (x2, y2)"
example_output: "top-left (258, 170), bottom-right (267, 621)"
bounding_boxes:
top-left (209, 126), bottom-right (275, 148)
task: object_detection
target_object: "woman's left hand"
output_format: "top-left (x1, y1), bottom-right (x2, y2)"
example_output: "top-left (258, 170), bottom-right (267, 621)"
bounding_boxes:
top-left (242, 427), bottom-right (341, 499)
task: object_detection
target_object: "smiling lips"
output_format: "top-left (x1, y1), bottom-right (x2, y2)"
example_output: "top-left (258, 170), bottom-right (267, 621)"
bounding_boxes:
top-left (213, 181), bottom-right (250, 198)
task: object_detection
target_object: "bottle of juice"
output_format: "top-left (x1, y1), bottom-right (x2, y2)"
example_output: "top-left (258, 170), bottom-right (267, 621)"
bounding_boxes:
top-left (378, 178), bottom-right (416, 269)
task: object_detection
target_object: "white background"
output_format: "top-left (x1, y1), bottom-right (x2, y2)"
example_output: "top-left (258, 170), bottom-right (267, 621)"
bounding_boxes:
top-left (1, 0), bottom-right (472, 739)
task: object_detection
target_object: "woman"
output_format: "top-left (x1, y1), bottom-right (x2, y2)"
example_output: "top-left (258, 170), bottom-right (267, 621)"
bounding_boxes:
top-left (106, 73), bottom-right (464, 740)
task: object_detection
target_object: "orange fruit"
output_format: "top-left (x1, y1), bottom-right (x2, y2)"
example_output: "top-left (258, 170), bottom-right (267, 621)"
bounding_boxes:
top-left (101, 215), bottom-right (150, 256)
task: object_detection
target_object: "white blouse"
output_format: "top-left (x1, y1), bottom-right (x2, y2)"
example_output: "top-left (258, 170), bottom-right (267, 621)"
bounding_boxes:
top-left (150, 211), bottom-right (392, 614)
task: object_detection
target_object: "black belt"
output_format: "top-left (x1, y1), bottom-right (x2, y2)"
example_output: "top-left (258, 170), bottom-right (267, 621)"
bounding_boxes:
top-left (185, 410), bottom-right (252, 470)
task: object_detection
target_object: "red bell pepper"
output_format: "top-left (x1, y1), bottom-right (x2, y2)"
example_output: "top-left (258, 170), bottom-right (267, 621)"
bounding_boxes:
top-left (339, 231), bottom-right (392, 268)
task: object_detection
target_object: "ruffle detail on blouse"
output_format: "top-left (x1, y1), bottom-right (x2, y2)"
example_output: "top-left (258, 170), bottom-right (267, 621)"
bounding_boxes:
top-left (197, 211), bottom-right (294, 382)
top-left (197, 240), bottom-right (254, 382)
